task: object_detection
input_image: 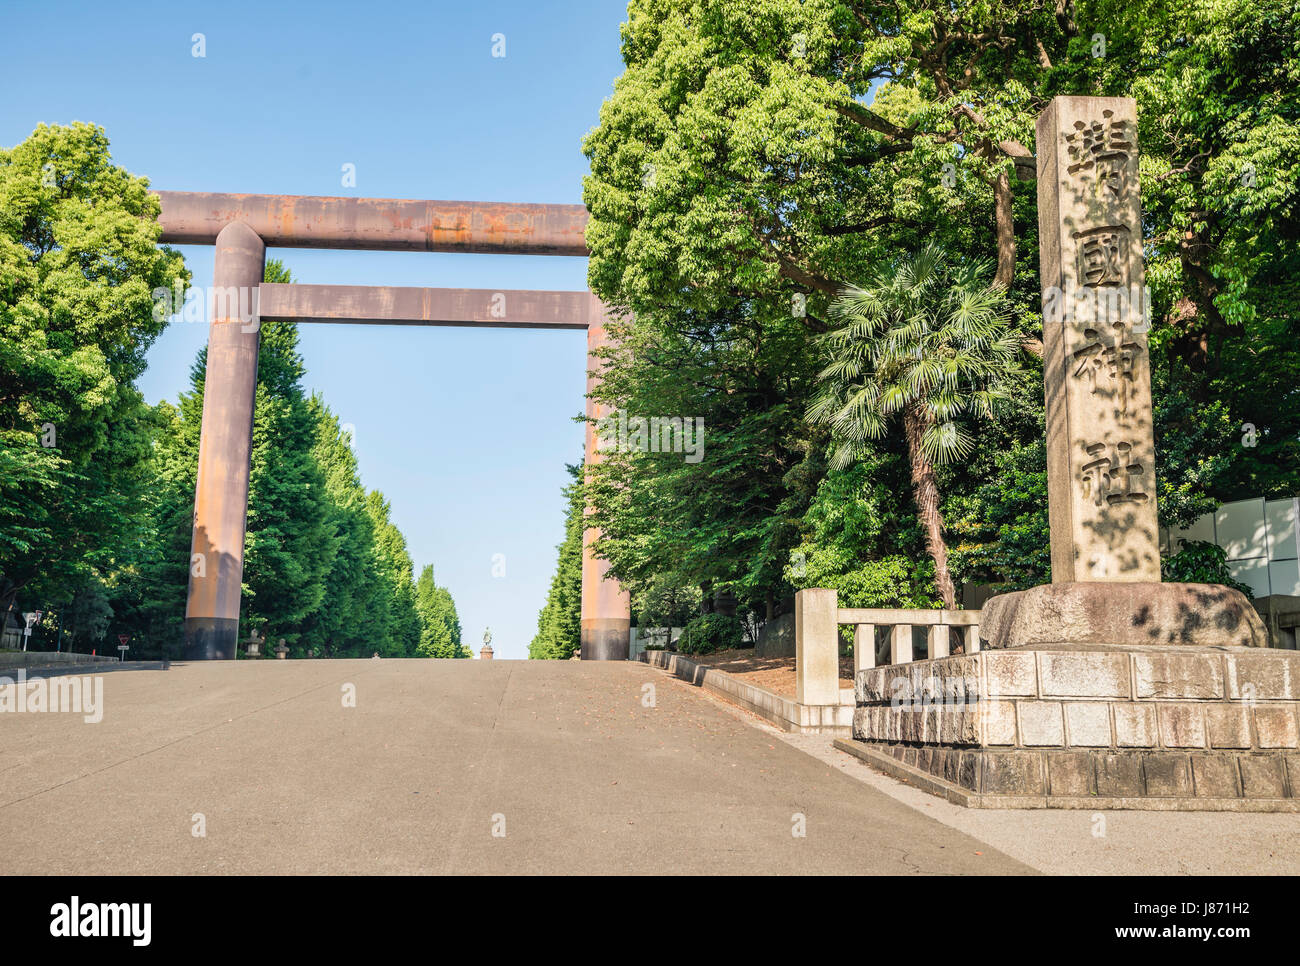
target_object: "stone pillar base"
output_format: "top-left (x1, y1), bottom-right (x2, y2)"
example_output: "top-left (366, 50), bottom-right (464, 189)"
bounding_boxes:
top-left (182, 617), bottom-right (239, 661)
top-left (847, 645), bottom-right (1300, 810)
top-left (981, 582), bottom-right (1269, 650)
top-left (580, 619), bottom-right (631, 661)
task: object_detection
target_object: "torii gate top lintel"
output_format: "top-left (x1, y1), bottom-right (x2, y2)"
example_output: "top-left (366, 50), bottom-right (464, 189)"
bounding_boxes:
top-left (155, 190), bottom-right (591, 256)
top-left (156, 190), bottom-right (604, 329)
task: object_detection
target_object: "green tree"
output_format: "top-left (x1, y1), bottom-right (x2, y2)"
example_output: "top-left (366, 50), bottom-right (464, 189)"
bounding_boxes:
top-left (59, 577), bottom-right (114, 653)
top-left (239, 261), bottom-right (336, 649)
top-left (363, 490), bottom-right (422, 657)
top-left (946, 437), bottom-right (1052, 592)
top-left (296, 398), bottom-right (387, 656)
top-left (1162, 539), bottom-right (1252, 596)
top-left (0, 122), bottom-right (187, 619)
top-left (807, 244), bottom-right (1022, 607)
top-left (586, 300), bottom-right (823, 622)
top-left (529, 464), bottom-right (585, 659)
top-left (101, 397), bottom-right (195, 657)
top-left (581, 0), bottom-right (1053, 615)
top-left (582, 0), bottom-right (1300, 610)
top-left (1077, 0), bottom-right (1300, 522)
top-left (632, 573), bottom-right (701, 629)
top-left (582, 0), bottom-right (1047, 336)
top-left (415, 564), bottom-right (466, 659)
top-left (784, 457), bottom-right (938, 608)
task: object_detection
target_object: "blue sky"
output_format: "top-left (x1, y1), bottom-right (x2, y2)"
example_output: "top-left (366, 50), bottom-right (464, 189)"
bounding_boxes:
top-left (1, 0), bottom-right (630, 658)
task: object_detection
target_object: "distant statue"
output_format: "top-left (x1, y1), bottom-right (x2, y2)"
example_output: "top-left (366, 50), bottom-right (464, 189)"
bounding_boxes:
top-left (483, 627), bottom-right (492, 646)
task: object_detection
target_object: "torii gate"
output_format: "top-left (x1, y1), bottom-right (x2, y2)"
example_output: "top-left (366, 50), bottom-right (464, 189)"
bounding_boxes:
top-left (155, 191), bottom-right (631, 661)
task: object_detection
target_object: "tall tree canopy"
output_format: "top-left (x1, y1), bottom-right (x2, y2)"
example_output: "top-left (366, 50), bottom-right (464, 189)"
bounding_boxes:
top-left (808, 243), bottom-right (1023, 607)
top-left (415, 564), bottom-right (467, 659)
top-left (529, 464), bottom-right (586, 659)
top-left (0, 122), bottom-right (187, 619)
top-left (240, 262), bottom-right (336, 645)
top-left (580, 0), bottom-right (1300, 618)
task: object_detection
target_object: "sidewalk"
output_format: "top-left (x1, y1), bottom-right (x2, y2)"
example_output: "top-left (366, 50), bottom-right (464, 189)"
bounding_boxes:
top-left (690, 681), bottom-right (1300, 875)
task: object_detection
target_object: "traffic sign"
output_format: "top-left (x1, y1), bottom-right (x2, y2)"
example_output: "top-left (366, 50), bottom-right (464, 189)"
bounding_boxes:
top-left (20, 612), bottom-right (41, 652)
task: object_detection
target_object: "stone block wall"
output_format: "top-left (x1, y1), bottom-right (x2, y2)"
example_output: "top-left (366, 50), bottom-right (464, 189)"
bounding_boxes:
top-left (851, 646), bottom-right (1300, 806)
top-left (755, 611), bottom-right (796, 658)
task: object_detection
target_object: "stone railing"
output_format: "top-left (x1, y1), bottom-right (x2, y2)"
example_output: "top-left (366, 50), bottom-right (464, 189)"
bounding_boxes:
top-left (794, 589), bottom-right (982, 705)
top-left (839, 607), bottom-right (983, 669)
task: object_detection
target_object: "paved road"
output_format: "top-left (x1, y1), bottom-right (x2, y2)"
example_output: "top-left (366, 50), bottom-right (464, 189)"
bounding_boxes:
top-left (0, 659), bottom-right (1030, 875)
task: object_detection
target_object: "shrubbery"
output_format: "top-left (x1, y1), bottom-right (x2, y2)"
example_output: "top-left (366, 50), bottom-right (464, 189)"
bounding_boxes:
top-left (1161, 540), bottom-right (1254, 596)
top-left (676, 613), bottom-right (745, 654)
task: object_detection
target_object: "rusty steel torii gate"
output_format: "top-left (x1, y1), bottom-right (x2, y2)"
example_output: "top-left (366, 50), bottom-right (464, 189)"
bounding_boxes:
top-left (155, 191), bottom-right (631, 662)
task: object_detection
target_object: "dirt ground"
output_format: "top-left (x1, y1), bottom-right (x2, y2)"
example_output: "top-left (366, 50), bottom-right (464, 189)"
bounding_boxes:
top-left (680, 648), bottom-right (854, 698)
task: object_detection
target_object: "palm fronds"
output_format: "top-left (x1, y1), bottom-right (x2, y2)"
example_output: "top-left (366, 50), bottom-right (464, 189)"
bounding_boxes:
top-left (806, 243), bottom-right (1022, 467)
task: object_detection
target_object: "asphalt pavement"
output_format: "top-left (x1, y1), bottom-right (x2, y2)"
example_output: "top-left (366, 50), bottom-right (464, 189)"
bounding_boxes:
top-left (0, 659), bottom-right (1031, 874)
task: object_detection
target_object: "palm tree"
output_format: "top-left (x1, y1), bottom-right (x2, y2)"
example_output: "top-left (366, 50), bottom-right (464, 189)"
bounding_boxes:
top-left (807, 243), bottom-right (1023, 609)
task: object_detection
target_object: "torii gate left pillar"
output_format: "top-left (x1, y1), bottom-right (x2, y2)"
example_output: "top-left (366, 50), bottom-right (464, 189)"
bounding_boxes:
top-left (184, 222), bottom-right (265, 660)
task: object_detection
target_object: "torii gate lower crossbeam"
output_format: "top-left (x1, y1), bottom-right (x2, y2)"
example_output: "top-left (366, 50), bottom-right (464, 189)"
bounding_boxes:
top-left (157, 192), bottom-right (631, 661)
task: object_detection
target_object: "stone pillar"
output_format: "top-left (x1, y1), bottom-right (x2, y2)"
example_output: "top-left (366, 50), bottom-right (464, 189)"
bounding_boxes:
top-left (579, 294), bottom-right (632, 660)
top-left (1037, 96), bottom-right (1160, 583)
top-left (843, 97), bottom-right (1293, 811)
top-left (928, 624), bottom-right (950, 659)
top-left (980, 96), bottom-right (1266, 650)
top-left (853, 623), bottom-right (876, 676)
top-left (183, 222), bottom-right (265, 660)
top-left (795, 589), bottom-right (839, 705)
top-left (890, 624), bottom-right (912, 664)
top-left (480, 644), bottom-right (494, 660)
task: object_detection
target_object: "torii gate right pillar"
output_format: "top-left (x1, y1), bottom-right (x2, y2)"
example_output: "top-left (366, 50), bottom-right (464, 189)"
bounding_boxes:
top-left (580, 295), bottom-right (632, 659)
